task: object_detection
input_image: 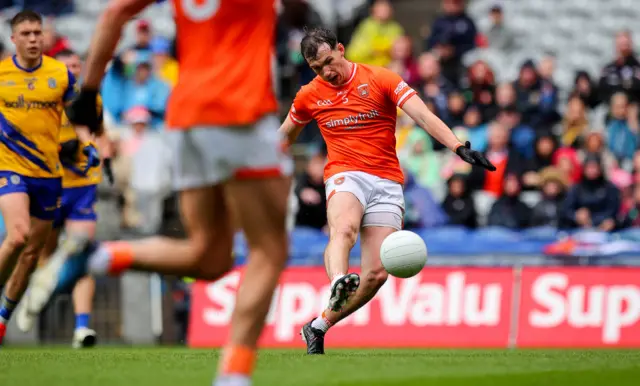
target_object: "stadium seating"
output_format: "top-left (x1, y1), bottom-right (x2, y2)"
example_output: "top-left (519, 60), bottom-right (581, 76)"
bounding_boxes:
top-left (0, 0), bottom-right (369, 56)
top-left (228, 226), bottom-right (640, 266)
top-left (467, 0), bottom-right (640, 92)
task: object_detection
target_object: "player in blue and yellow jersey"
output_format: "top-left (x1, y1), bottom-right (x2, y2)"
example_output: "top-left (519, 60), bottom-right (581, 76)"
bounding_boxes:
top-left (0, 11), bottom-right (79, 345)
top-left (16, 48), bottom-right (113, 348)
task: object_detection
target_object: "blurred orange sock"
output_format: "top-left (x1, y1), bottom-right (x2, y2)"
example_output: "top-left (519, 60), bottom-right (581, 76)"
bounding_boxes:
top-left (218, 344), bottom-right (256, 377)
top-left (103, 241), bottom-right (134, 275)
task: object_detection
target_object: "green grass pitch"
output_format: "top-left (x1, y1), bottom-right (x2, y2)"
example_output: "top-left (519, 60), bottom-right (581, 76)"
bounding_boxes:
top-left (1, 348), bottom-right (639, 386)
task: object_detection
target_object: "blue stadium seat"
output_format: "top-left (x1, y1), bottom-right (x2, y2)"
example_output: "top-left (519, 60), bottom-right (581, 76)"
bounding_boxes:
top-left (522, 226), bottom-right (560, 243)
top-left (417, 225), bottom-right (469, 244)
top-left (290, 227), bottom-right (327, 262)
top-left (613, 228), bottom-right (640, 242)
top-left (467, 227), bottom-right (524, 255)
top-left (291, 227), bottom-right (325, 242)
top-left (472, 227), bottom-right (522, 242)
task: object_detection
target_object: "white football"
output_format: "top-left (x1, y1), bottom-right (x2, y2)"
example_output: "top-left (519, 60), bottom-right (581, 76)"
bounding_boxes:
top-left (379, 230), bottom-right (428, 278)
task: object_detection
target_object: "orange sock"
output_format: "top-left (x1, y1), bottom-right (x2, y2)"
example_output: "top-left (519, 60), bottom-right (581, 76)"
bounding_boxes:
top-left (103, 241), bottom-right (134, 275)
top-left (218, 345), bottom-right (256, 376)
top-left (322, 311), bottom-right (332, 327)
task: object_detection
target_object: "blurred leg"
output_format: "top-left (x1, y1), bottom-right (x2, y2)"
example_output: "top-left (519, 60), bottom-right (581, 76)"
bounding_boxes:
top-left (214, 175), bottom-right (290, 383)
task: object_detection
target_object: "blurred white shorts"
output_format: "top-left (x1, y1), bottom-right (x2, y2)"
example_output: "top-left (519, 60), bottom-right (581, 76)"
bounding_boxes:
top-left (324, 171), bottom-right (405, 230)
top-left (167, 114), bottom-right (293, 190)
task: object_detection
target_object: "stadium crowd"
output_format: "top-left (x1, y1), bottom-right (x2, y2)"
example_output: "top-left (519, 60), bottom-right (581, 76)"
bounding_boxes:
top-left (289, 0), bottom-right (640, 234)
top-left (1, 0), bottom-right (640, 239)
top-left (0, 0), bottom-right (638, 347)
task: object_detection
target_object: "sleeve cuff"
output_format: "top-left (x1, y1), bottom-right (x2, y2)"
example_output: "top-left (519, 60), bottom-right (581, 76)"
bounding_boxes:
top-left (397, 89), bottom-right (417, 108)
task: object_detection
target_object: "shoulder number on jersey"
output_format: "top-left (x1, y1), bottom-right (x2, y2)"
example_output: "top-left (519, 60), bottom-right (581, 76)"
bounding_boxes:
top-left (182, 0), bottom-right (220, 22)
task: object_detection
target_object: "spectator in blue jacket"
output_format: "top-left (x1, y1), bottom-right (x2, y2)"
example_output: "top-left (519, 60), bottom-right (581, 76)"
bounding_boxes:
top-left (123, 58), bottom-right (170, 128)
top-left (606, 92), bottom-right (638, 164)
top-left (102, 52), bottom-right (170, 129)
top-left (496, 105), bottom-right (536, 160)
top-left (425, 0), bottom-right (477, 63)
top-left (561, 153), bottom-right (621, 231)
top-left (403, 169), bottom-right (448, 229)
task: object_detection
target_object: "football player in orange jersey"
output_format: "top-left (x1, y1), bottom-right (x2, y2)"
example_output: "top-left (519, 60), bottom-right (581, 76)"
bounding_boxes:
top-left (23, 1), bottom-right (290, 385)
top-left (279, 27), bottom-right (495, 354)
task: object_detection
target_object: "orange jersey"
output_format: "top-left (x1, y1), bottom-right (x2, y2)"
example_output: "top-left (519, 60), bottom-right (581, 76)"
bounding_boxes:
top-left (289, 63), bottom-right (417, 184)
top-left (167, 0), bottom-right (278, 129)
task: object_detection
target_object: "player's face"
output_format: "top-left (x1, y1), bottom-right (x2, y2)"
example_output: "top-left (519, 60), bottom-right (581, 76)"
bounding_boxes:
top-left (59, 54), bottom-right (82, 79)
top-left (11, 21), bottom-right (44, 61)
top-left (307, 43), bottom-right (350, 86)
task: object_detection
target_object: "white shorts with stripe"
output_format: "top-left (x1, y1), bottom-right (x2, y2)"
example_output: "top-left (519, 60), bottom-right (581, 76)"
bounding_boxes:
top-left (167, 114), bottom-right (293, 190)
top-left (325, 171), bottom-right (405, 230)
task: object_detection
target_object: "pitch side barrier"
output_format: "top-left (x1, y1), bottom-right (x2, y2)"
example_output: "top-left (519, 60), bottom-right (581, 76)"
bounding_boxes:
top-left (187, 267), bottom-right (640, 348)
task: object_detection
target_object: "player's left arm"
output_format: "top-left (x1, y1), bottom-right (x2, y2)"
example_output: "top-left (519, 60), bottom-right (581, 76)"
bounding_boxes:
top-left (402, 95), bottom-right (496, 171)
top-left (400, 95), bottom-right (463, 152)
top-left (381, 70), bottom-right (496, 171)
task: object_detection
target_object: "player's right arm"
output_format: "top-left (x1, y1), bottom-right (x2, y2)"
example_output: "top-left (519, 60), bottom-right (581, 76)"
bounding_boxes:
top-left (66, 0), bottom-right (155, 132)
top-left (83, 0), bottom-right (156, 89)
top-left (280, 88), bottom-right (313, 147)
top-left (278, 115), bottom-right (304, 148)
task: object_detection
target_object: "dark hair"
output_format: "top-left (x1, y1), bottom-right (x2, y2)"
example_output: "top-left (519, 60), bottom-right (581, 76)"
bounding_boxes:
top-left (300, 27), bottom-right (338, 61)
top-left (54, 48), bottom-right (77, 59)
top-left (10, 10), bottom-right (42, 30)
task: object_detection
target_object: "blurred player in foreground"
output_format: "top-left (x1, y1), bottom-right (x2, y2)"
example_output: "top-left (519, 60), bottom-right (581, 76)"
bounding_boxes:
top-left (16, 48), bottom-right (113, 348)
top-left (278, 27), bottom-right (496, 354)
top-left (25, 0), bottom-right (291, 384)
top-left (0, 11), bottom-right (79, 345)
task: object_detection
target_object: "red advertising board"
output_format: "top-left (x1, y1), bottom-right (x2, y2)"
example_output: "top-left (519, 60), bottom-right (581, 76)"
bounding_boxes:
top-left (517, 267), bottom-right (640, 348)
top-left (188, 267), bottom-right (640, 348)
top-left (188, 267), bottom-right (514, 348)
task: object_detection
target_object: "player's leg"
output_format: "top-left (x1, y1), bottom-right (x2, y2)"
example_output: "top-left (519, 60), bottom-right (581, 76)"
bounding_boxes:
top-left (1, 216), bottom-right (53, 342)
top-left (324, 223), bottom-right (396, 324)
top-left (67, 218), bottom-right (97, 348)
top-left (303, 177), bottom-right (403, 354)
top-left (42, 186), bottom-right (234, 289)
top-left (55, 186), bottom-right (99, 347)
top-left (17, 185), bottom-right (73, 333)
top-left (323, 191), bottom-right (364, 286)
top-left (300, 183), bottom-right (364, 354)
top-left (213, 175), bottom-right (290, 385)
top-left (95, 186), bottom-right (234, 278)
top-left (323, 191), bottom-right (364, 310)
top-left (15, 190), bottom-right (64, 333)
top-left (71, 275), bottom-right (95, 347)
top-left (16, 129), bottom-right (239, 321)
top-left (1, 173), bottom-right (59, 344)
top-left (39, 227), bottom-right (61, 264)
top-left (0, 190), bottom-right (31, 343)
top-left (0, 193), bottom-right (30, 288)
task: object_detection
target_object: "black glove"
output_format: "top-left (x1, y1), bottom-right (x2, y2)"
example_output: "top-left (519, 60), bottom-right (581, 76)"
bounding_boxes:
top-left (59, 139), bottom-right (81, 165)
top-left (103, 158), bottom-right (115, 185)
top-left (65, 88), bottom-right (101, 134)
top-left (456, 141), bottom-right (497, 171)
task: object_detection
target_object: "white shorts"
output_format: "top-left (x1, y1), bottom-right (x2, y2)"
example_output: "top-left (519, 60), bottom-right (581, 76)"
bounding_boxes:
top-left (325, 171), bottom-right (405, 230)
top-left (167, 114), bottom-right (293, 190)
